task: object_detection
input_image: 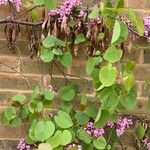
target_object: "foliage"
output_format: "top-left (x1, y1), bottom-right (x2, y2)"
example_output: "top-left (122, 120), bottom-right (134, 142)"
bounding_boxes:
top-left (0, 0), bottom-right (150, 150)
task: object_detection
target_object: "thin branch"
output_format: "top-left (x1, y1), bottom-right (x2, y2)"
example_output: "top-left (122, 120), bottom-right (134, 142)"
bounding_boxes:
top-left (0, 61), bottom-right (31, 88)
top-left (17, 5), bottom-right (38, 19)
top-left (53, 61), bottom-right (69, 85)
top-left (0, 19), bottom-right (43, 26)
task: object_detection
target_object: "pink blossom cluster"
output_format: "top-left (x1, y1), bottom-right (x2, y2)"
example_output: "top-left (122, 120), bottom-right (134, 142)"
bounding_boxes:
top-left (142, 138), bottom-right (150, 150)
top-left (85, 122), bottom-right (105, 137)
top-left (48, 0), bottom-right (81, 22)
top-left (0, 0), bottom-right (21, 12)
top-left (65, 143), bottom-right (82, 150)
top-left (144, 16), bottom-right (150, 38)
top-left (17, 139), bottom-right (30, 150)
top-left (107, 117), bottom-right (133, 137)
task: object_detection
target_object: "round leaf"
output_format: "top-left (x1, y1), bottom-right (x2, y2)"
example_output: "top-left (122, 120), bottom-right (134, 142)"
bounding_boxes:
top-left (93, 137), bottom-right (107, 150)
top-left (54, 110), bottom-right (73, 128)
top-left (40, 49), bottom-right (54, 63)
top-left (59, 52), bottom-right (72, 67)
top-left (10, 117), bottom-right (21, 128)
top-left (12, 94), bottom-right (26, 103)
top-left (99, 65), bottom-right (117, 87)
top-left (103, 46), bottom-right (123, 63)
top-left (38, 143), bottom-right (52, 150)
top-left (43, 90), bottom-right (54, 101)
top-left (61, 130), bottom-right (72, 146)
top-left (4, 107), bottom-right (16, 121)
top-left (42, 36), bottom-right (56, 48)
top-left (59, 86), bottom-right (75, 101)
top-left (135, 126), bottom-right (145, 140)
top-left (34, 121), bottom-right (55, 142)
top-left (47, 130), bottom-right (62, 148)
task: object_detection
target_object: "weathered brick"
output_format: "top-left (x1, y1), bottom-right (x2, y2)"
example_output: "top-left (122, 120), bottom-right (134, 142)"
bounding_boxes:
top-left (0, 56), bottom-right (20, 73)
top-left (144, 48), bottom-right (150, 63)
top-left (0, 73), bottom-right (41, 90)
top-left (71, 60), bottom-right (89, 77)
top-left (0, 140), bottom-right (17, 150)
top-left (20, 57), bottom-right (67, 75)
top-left (0, 125), bottom-right (20, 139)
top-left (0, 90), bottom-right (31, 105)
top-left (128, 0), bottom-right (150, 9)
top-left (135, 64), bottom-right (150, 81)
top-left (45, 76), bottom-right (94, 94)
top-left (0, 40), bottom-right (33, 56)
top-left (120, 130), bottom-right (134, 146)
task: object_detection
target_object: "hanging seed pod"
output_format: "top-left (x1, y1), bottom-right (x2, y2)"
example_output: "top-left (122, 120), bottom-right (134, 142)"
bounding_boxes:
top-left (74, 45), bottom-right (79, 57)
top-left (42, 19), bottom-right (48, 38)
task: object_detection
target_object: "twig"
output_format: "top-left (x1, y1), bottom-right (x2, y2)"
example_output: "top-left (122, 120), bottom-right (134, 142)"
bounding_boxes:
top-left (0, 19), bottom-right (43, 26)
top-left (17, 5), bottom-right (38, 19)
top-left (106, 128), bottom-right (114, 148)
top-left (53, 61), bottom-right (69, 85)
top-left (0, 61), bottom-right (31, 88)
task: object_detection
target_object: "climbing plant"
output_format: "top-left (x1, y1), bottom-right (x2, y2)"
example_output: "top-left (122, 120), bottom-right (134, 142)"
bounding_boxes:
top-left (0, 0), bottom-right (150, 150)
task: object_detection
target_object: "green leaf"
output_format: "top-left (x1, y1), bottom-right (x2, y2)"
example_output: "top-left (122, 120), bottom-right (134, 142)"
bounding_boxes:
top-left (78, 129), bottom-right (92, 144)
top-left (111, 21), bottom-right (128, 45)
top-left (103, 45), bottom-right (123, 63)
top-left (4, 107), bottom-right (16, 121)
top-left (98, 87), bottom-right (112, 102)
top-left (42, 36), bottom-right (56, 48)
top-left (99, 65), bottom-right (117, 87)
top-left (93, 137), bottom-right (107, 150)
top-left (54, 110), bottom-right (73, 128)
top-left (123, 74), bottom-right (135, 91)
top-left (38, 143), bottom-right (52, 150)
top-left (128, 8), bottom-right (144, 36)
top-left (68, 20), bottom-right (76, 27)
top-left (40, 49), bottom-right (54, 63)
top-left (75, 33), bottom-right (86, 44)
top-left (33, 0), bottom-right (45, 5)
top-left (55, 38), bottom-right (65, 47)
top-left (80, 93), bottom-right (87, 105)
top-left (47, 130), bottom-right (62, 148)
top-left (59, 86), bottom-right (75, 101)
top-left (75, 112), bottom-right (89, 125)
top-left (10, 117), bottom-right (21, 128)
top-left (94, 109), bottom-right (111, 128)
top-left (103, 90), bottom-right (119, 111)
top-left (25, 135), bottom-right (36, 145)
top-left (147, 95), bottom-right (150, 111)
top-left (59, 52), bottom-right (72, 67)
top-left (20, 107), bottom-right (29, 119)
top-left (36, 102), bottom-right (43, 112)
top-left (98, 33), bottom-right (105, 40)
top-left (85, 105), bottom-right (98, 118)
top-left (115, 0), bottom-right (124, 8)
top-left (43, 89), bottom-right (54, 101)
top-left (44, 0), bottom-right (56, 9)
top-left (88, 7), bottom-right (100, 19)
top-left (12, 94), bottom-right (26, 103)
top-left (53, 48), bottom-right (63, 55)
top-left (86, 57), bottom-right (102, 75)
top-left (120, 87), bottom-right (137, 110)
top-left (61, 130), bottom-right (72, 146)
top-left (135, 126), bottom-right (145, 140)
top-left (34, 121), bottom-right (55, 142)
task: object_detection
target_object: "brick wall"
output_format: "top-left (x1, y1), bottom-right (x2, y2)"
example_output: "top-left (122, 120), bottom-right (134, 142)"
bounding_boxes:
top-left (0, 0), bottom-right (150, 149)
